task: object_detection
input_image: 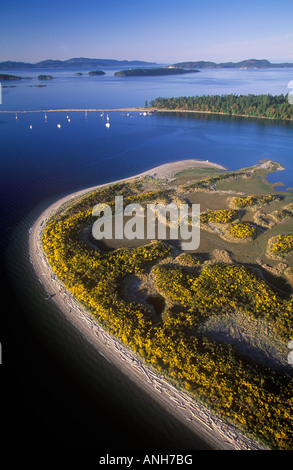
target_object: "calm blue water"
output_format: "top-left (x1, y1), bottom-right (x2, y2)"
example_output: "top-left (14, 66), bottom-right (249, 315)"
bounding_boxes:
top-left (1, 66), bottom-right (293, 110)
top-left (1, 67), bottom-right (293, 450)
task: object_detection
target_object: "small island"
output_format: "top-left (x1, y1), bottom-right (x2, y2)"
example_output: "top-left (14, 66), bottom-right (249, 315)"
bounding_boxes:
top-left (0, 73), bottom-right (22, 80)
top-left (37, 74), bottom-right (53, 80)
top-left (114, 67), bottom-right (200, 77)
top-left (88, 70), bottom-right (106, 76)
top-left (30, 158), bottom-right (293, 451)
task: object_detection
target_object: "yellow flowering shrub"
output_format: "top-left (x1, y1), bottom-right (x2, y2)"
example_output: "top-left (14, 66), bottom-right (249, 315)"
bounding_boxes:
top-left (270, 234), bottom-right (293, 254)
top-left (231, 195), bottom-right (281, 208)
top-left (227, 222), bottom-right (258, 239)
top-left (153, 263), bottom-right (289, 325)
top-left (200, 209), bottom-right (239, 224)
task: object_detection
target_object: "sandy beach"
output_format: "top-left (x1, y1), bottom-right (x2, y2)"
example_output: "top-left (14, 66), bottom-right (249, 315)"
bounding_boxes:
top-left (29, 159), bottom-right (266, 451)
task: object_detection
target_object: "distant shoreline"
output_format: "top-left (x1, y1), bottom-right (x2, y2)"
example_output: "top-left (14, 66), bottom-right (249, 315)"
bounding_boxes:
top-left (1, 107), bottom-right (292, 122)
top-left (29, 159), bottom-right (265, 451)
top-left (1, 57), bottom-right (293, 70)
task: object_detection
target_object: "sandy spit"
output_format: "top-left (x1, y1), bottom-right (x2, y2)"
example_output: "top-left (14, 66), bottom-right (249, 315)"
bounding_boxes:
top-left (29, 160), bottom-right (266, 451)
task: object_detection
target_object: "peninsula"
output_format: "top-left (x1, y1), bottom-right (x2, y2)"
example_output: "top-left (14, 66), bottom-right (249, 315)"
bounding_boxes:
top-left (150, 94), bottom-right (293, 120)
top-left (30, 158), bottom-right (293, 450)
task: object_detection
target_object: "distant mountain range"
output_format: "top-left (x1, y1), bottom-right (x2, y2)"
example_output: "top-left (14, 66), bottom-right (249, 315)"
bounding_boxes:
top-left (1, 57), bottom-right (293, 71)
top-left (172, 59), bottom-right (293, 69)
top-left (0, 57), bottom-right (158, 70)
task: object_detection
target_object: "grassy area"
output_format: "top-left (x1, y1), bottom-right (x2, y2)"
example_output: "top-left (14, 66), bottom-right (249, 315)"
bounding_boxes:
top-left (217, 172), bottom-right (283, 194)
top-left (169, 167), bottom-right (223, 186)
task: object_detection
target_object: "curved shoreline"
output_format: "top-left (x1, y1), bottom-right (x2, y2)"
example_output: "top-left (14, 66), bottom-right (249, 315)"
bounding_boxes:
top-left (29, 159), bottom-right (265, 451)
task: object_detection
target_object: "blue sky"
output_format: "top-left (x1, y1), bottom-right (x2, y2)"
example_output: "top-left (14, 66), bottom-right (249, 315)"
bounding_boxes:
top-left (1, 0), bottom-right (293, 63)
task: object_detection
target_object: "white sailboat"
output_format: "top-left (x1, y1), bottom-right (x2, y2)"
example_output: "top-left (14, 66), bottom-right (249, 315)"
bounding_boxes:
top-left (105, 114), bottom-right (110, 127)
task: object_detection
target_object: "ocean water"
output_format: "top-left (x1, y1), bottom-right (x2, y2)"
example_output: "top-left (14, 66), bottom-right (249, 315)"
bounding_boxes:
top-left (1, 67), bottom-right (293, 450)
top-left (1, 66), bottom-right (293, 110)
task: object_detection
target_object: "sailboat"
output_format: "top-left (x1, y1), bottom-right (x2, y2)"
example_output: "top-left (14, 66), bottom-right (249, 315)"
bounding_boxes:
top-left (105, 114), bottom-right (110, 127)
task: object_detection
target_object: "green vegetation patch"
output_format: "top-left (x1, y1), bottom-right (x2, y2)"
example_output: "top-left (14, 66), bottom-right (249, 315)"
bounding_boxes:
top-left (169, 167), bottom-right (222, 186)
top-left (184, 171), bottom-right (247, 191)
top-left (150, 94), bottom-right (293, 120)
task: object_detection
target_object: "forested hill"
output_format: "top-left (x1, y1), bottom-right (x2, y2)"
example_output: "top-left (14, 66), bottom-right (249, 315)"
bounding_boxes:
top-left (0, 57), bottom-right (157, 70)
top-left (150, 94), bottom-right (293, 120)
top-left (172, 59), bottom-right (293, 69)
